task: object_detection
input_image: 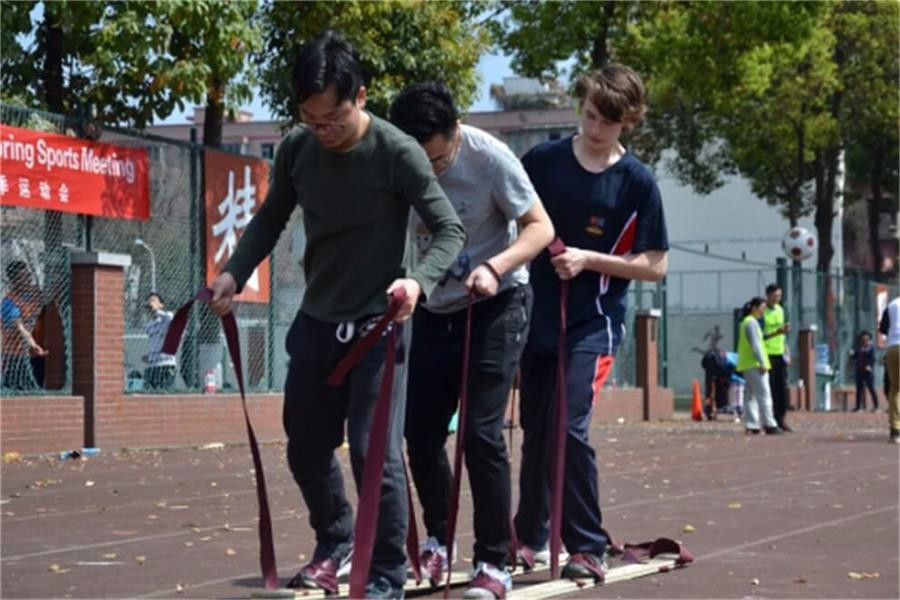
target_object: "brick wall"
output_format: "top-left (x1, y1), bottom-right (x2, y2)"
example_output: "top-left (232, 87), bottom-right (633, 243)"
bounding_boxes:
top-left (95, 393), bottom-right (285, 449)
top-left (0, 396), bottom-right (85, 455)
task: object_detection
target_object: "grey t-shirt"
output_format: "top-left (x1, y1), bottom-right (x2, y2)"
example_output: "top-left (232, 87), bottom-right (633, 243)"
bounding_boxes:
top-left (411, 124), bottom-right (538, 314)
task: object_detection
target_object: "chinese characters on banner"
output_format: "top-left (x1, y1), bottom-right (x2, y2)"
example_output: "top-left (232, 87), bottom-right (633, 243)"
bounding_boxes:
top-left (204, 150), bottom-right (271, 303)
top-left (0, 124), bottom-right (149, 219)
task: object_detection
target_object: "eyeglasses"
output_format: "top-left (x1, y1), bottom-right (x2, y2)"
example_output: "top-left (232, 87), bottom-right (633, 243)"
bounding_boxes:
top-left (300, 105), bottom-right (354, 134)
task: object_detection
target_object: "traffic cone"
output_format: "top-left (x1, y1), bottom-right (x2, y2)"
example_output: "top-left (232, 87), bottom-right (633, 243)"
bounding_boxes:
top-left (691, 379), bottom-right (703, 422)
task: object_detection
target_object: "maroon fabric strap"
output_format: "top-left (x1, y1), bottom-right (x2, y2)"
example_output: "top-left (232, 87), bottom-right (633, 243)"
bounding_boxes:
top-left (620, 537), bottom-right (694, 566)
top-left (161, 288), bottom-right (280, 591)
top-left (403, 454), bottom-right (423, 584)
top-left (507, 370), bottom-right (520, 569)
top-left (443, 292), bottom-right (475, 597)
top-left (325, 289), bottom-right (406, 600)
top-left (547, 237), bottom-right (568, 580)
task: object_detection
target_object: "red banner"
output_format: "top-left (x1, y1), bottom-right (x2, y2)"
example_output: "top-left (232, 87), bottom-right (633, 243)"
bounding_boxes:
top-left (204, 150), bottom-right (271, 304)
top-left (0, 124), bottom-right (149, 219)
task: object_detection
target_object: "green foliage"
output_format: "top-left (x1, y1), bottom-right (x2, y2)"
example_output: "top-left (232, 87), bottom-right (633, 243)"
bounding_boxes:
top-left (257, 0), bottom-right (489, 121)
top-left (495, 0), bottom-right (897, 272)
top-left (0, 0), bottom-right (261, 129)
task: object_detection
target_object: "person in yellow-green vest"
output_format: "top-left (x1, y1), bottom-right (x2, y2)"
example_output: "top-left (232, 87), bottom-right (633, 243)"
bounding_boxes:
top-left (762, 284), bottom-right (792, 432)
top-left (737, 297), bottom-right (782, 435)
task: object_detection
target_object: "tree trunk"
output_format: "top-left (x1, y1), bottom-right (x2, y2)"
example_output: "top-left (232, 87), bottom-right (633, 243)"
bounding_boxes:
top-left (202, 79), bottom-right (226, 148)
top-left (41, 7), bottom-right (64, 113)
top-left (867, 137), bottom-right (885, 277)
top-left (590, 1), bottom-right (618, 68)
top-left (813, 150), bottom-right (837, 273)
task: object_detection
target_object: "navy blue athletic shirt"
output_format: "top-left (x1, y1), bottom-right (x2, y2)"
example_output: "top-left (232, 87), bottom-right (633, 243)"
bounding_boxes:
top-left (522, 136), bottom-right (668, 356)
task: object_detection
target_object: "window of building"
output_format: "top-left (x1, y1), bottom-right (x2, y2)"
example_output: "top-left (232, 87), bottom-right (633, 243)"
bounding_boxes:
top-left (221, 143), bottom-right (242, 155)
top-left (261, 143), bottom-right (275, 159)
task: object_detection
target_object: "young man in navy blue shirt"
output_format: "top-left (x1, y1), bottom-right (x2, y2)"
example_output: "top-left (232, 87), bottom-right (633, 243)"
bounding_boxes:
top-left (513, 64), bottom-right (669, 581)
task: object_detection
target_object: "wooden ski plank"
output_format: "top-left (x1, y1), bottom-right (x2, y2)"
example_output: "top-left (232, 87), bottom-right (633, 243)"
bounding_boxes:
top-left (506, 556), bottom-right (683, 600)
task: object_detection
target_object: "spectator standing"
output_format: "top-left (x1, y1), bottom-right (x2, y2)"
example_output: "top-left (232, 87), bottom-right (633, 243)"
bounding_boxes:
top-left (142, 293), bottom-right (177, 390)
top-left (849, 331), bottom-right (878, 412)
top-left (762, 283), bottom-right (792, 431)
top-left (878, 297), bottom-right (900, 443)
top-left (737, 297), bottom-right (781, 435)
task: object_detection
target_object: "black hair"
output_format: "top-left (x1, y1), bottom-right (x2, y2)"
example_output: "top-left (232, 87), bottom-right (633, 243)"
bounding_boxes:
top-left (146, 292), bottom-right (164, 304)
top-left (859, 330), bottom-right (871, 339)
top-left (5, 260), bottom-right (27, 281)
top-left (742, 296), bottom-right (766, 318)
top-left (765, 283), bottom-right (781, 295)
top-left (292, 31), bottom-right (364, 106)
top-left (389, 81), bottom-right (459, 143)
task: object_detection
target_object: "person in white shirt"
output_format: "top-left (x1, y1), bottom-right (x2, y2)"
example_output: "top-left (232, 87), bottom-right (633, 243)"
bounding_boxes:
top-left (878, 296), bottom-right (900, 443)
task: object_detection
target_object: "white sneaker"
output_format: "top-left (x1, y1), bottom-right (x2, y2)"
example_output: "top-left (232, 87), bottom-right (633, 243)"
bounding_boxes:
top-left (516, 544), bottom-right (568, 570)
top-left (463, 562), bottom-right (512, 599)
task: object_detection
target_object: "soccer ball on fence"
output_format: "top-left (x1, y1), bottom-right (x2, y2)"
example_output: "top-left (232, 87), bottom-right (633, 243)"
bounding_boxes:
top-left (781, 227), bottom-right (817, 261)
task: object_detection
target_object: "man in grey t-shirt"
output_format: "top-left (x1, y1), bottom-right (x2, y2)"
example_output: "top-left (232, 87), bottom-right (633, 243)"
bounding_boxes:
top-left (391, 82), bottom-right (554, 599)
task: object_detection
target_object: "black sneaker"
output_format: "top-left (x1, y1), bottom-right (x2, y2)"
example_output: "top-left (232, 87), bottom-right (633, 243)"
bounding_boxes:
top-left (764, 426), bottom-right (784, 435)
top-left (890, 429), bottom-right (899, 444)
top-left (561, 552), bottom-right (607, 582)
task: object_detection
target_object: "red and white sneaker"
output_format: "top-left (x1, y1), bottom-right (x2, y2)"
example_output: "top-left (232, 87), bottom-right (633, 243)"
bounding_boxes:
top-left (420, 536), bottom-right (453, 587)
top-left (463, 562), bottom-right (512, 599)
top-left (561, 552), bottom-right (608, 582)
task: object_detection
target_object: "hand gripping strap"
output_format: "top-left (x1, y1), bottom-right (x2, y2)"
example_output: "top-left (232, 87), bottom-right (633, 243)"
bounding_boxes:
top-left (324, 289), bottom-right (409, 600)
top-left (162, 289), bottom-right (279, 591)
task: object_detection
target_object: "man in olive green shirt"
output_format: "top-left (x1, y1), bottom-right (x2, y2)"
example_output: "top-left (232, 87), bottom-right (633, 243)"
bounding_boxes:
top-left (762, 283), bottom-right (791, 432)
top-left (208, 32), bottom-right (465, 598)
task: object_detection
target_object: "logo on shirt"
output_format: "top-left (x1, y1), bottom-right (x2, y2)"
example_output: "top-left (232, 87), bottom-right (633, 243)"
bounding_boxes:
top-left (586, 215), bottom-right (605, 236)
top-left (414, 222), bottom-right (432, 255)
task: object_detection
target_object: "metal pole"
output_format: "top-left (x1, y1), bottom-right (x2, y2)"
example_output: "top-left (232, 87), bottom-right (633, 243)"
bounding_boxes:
top-left (133, 239), bottom-right (157, 291)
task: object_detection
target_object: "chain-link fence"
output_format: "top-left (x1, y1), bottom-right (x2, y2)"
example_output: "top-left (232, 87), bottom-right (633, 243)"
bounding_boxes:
top-left (666, 261), bottom-right (898, 396)
top-left (0, 105), bottom-right (79, 395)
top-left (1, 103), bottom-right (305, 396)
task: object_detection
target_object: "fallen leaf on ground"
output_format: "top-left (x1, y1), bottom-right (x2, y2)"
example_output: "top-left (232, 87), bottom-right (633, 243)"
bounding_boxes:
top-left (226, 548), bottom-right (236, 556)
top-left (85, 480), bottom-right (95, 487)
top-left (3, 451), bottom-right (22, 463)
top-left (848, 571), bottom-right (879, 579)
top-left (682, 524), bottom-right (696, 533)
top-left (751, 578), bottom-right (759, 586)
top-left (184, 542), bottom-right (194, 547)
top-left (49, 564), bottom-right (71, 574)
top-left (794, 577), bottom-right (807, 584)
top-left (135, 556), bottom-right (146, 564)
top-left (728, 502), bottom-right (742, 509)
top-left (176, 582), bottom-right (185, 593)
top-left (102, 553), bottom-right (117, 560)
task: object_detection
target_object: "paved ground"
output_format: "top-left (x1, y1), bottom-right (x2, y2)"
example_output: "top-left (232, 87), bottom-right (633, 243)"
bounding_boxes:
top-left (2, 411), bottom-right (897, 599)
